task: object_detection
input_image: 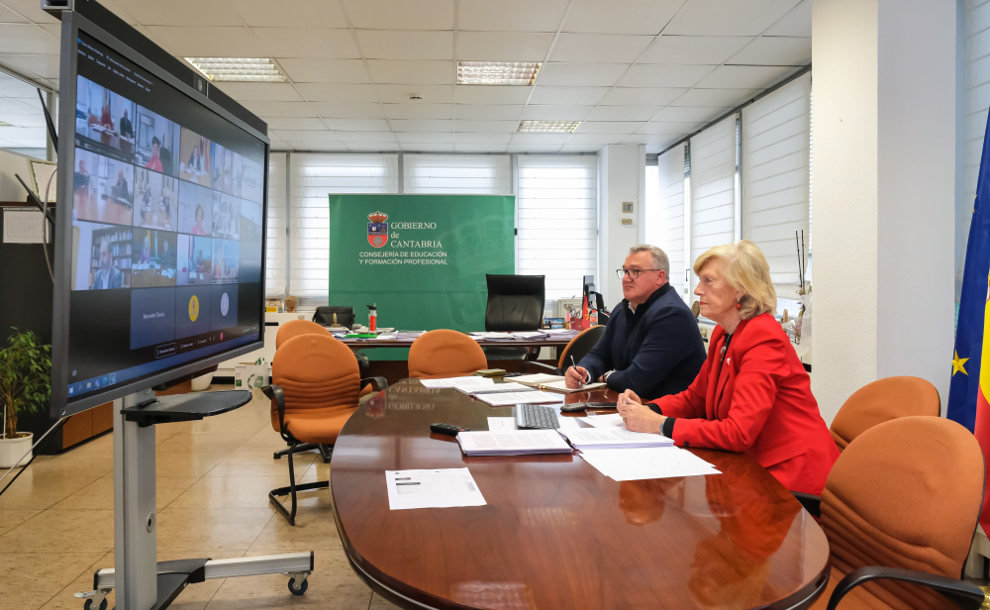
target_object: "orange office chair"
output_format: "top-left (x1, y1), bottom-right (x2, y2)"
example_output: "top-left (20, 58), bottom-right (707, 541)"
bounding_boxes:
top-left (407, 329), bottom-right (488, 379)
top-left (829, 376), bottom-right (940, 451)
top-left (802, 416), bottom-right (986, 609)
top-left (521, 324), bottom-right (606, 375)
top-left (263, 333), bottom-right (386, 525)
top-left (275, 319), bottom-right (329, 349)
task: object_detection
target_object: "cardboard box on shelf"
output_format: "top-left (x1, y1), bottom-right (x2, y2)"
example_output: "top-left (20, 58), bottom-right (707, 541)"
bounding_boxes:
top-left (234, 359), bottom-right (270, 389)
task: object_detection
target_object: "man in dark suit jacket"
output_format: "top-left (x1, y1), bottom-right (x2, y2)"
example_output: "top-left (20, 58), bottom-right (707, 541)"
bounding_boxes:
top-left (91, 240), bottom-right (123, 289)
top-left (566, 245), bottom-right (706, 399)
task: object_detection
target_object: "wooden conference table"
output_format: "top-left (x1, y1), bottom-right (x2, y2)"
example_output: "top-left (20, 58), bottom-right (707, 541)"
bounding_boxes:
top-left (330, 380), bottom-right (830, 609)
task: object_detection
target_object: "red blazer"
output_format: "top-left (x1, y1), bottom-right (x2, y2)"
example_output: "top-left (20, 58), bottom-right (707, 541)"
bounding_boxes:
top-left (650, 313), bottom-right (838, 494)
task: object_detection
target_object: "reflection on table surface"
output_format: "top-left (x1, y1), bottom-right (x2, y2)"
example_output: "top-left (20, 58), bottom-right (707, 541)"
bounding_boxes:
top-left (331, 380), bottom-right (829, 609)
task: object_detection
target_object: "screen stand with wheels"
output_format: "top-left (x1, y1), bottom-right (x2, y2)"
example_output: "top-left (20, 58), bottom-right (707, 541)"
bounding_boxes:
top-left (80, 389), bottom-right (314, 609)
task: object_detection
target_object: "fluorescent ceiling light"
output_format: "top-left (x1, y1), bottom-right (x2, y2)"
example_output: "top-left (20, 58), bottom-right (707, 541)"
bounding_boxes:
top-left (457, 61), bottom-right (540, 86)
top-left (184, 57), bottom-right (287, 82)
top-left (517, 120), bottom-right (581, 134)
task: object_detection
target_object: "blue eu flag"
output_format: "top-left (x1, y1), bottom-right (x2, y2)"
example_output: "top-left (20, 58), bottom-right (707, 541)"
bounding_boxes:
top-left (948, 113), bottom-right (990, 431)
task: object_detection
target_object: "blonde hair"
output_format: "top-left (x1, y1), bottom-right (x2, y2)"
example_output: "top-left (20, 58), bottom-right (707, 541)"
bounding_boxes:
top-left (693, 240), bottom-right (776, 320)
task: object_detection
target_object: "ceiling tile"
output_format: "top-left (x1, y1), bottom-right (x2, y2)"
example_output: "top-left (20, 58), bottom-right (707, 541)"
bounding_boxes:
top-left (377, 84), bottom-right (454, 104)
top-left (207, 82), bottom-right (303, 102)
top-left (453, 132), bottom-right (512, 144)
top-left (384, 103), bottom-right (454, 120)
top-left (673, 87), bottom-right (760, 107)
top-left (549, 34), bottom-right (653, 63)
top-left (617, 64), bottom-right (714, 88)
top-left (457, 0), bottom-right (569, 32)
top-left (664, 0), bottom-right (799, 37)
top-left (403, 142), bottom-right (456, 152)
top-left (528, 86), bottom-right (608, 105)
top-left (536, 62), bottom-right (627, 87)
top-left (601, 87), bottom-right (685, 106)
top-left (241, 101), bottom-right (316, 117)
top-left (651, 106), bottom-right (726, 123)
top-left (396, 132), bottom-right (453, 145)
top-left (366, 60), bottom-right (453, 85)
top-left (454, 119), bottom-right (519, 133)
top-left (563, 0), bottom-right (683, 35)
top-left (0, 0), bottom-right (57, 24)
top-left (356, 30), bottom-right (453, 60)
top-left (694, 64), bottom-right (796, 89)
top-left (279, 58), bottom-right (370, 84)
top-left (0, 53), bottom-right (60, 81)
top-left (142, 26), bottom-right (265, 57)
top-left (455, 142), bottom-right (508, 153)
top-left (341, 0), bottom-right (454, 30)
top-left (453, 85), bottom-right (531, 104)
top-left (729, 36), bottom-right (810, 66)
top-left (638, 35), bottom-right (750, 64)
top-left (120, 0), bottom-right (241, 26)
top-left (765, 0), bottom-right (811, 37)
top-left (295, 83), bottom-right (378, 103)
top-left (0, 24), bottom-right (57, 54)
top-left (0, 4), bottom-right (28, 23)
top-left (310, 101), bottom-right (386, 119)
top-left (637, 120), bottom-right (706, 135)
top-left (520, 104), bottom-right (593, 121)
top-left (264, 117), bottom-right (327, 130)
top-left (234, 0), bottom-right (348, 28)
top-left (389, 119), bottom-right (453, 132)
top-left (575, 121), bottom-right (648, 134)
top-left (585, 105), bottom-right (662, 122)
top-left (323, 118), bottom-right (392, 131)
top-left (255, 29), bottom-right (360, 59)
top-left (453, 104), bottom-right (524, 121)
top-left (565, 133), bottom-right (627, 148)
top-left (455, 32), bottom-right (554, 62)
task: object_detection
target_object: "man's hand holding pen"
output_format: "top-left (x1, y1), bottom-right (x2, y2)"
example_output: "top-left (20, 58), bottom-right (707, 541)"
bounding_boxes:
top-left (565, 355), bottom-right (589, 388)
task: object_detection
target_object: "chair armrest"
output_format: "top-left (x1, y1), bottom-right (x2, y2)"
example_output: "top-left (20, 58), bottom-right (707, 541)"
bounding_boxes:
top-left (828, 565), bottom-right (987, 610)
top-left (262, 384), bottom-right (289, 440)
top-left (361, 376), bottom-right (388, 391)
top-left (520, 361), bottom-right (561, 375)
top-left (793, 491), bottom-right (821, 518)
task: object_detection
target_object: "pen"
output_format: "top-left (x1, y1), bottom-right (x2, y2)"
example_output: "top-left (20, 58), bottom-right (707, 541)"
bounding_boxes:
top-left (570, 355), bottom-right (578, 371)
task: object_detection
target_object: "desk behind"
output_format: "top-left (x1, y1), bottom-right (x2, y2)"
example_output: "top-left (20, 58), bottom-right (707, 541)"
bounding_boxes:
top-left (330, 381), bottom-right (829, 609)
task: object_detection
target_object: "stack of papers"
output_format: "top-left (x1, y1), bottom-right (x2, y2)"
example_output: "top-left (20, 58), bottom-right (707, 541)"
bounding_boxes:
top-left (513, 373), bottom-right (605, 394)
top-left (579, 447), bottom-right (721, 481)
top-left (557, 426), bottom-right (674, 450)
top-left (456, 429), bottom-right (573, 456)
top-left (472, 390), bottom-right (562, 406)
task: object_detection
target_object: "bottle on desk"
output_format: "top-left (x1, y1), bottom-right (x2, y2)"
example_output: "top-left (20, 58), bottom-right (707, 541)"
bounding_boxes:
top-left (368, 303), bottom-right (377, 332)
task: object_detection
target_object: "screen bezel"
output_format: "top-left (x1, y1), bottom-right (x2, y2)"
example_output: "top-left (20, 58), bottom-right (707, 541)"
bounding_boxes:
top-left (50, 4), bottom-right (269, 418)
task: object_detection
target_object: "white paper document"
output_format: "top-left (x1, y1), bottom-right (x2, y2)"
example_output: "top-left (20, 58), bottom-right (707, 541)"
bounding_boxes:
top-left (513, 373), bottom-right (565, 385)
top-left (459, 381), bottom-right (532, 394)
top-left (559, 426), bottom-right (674, 449)
top-left (385, 468), bottom-right (487, 510)
top-left (456, 429), bottom-right (573, 456)
top-left (419, 376), bottom-right (485, 389)
top-left (579, 412), bottom-right (626, 428)
top-left (486, 415), bottom-right (581, 431)
top-left (579, 447), bottom-right (721, 481)
top-left (473, 390), bottom-right (562, 406)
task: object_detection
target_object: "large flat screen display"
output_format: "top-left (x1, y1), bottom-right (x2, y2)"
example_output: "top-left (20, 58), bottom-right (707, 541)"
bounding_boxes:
top-left (51, 3), bottom-right (268, 417)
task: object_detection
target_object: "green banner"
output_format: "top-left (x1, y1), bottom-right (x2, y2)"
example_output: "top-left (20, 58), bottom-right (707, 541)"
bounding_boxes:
top-left (328, 194), bottom-right (515, 336)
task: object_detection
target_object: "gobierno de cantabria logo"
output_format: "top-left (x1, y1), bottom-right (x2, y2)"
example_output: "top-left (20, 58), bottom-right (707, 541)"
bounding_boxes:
top-left (367, 211), bottom-right (388, 248)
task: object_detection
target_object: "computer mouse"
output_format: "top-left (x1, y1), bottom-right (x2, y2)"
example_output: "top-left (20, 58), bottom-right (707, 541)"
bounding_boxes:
top-left (559, 402), bottom-right (588, 413)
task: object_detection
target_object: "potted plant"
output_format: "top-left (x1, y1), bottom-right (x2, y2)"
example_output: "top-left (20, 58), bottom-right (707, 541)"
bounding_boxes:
top-left (0, 328), bottom-right (51, 467)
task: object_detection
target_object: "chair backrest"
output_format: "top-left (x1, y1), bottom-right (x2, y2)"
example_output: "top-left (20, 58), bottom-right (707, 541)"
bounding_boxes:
top-left (270, 333), bottom-right (361, 439)
top-left (830, 376), bottom-right (940, 451)
top-left (275, 319), bottom-right (329, 349)
top-left (313, 305), bottom-right (354, 328)
top-left (821, 415), bottom-right (984, 608)
top-left (557, 324), bottom-right (606, 368)
top-left (408, 329), bottom-right (488, 379)
top-left (485, 274), bottom-right (545, 331)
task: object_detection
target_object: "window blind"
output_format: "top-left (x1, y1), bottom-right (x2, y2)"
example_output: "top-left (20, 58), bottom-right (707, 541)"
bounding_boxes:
top-left (516, 155), bottom-right (598, 301)
top-left (403, 153), bottom-right (511, 194)
top-left (265, 152), bottom-right (287, 298)
top-left (655, 143), bottom-right (688, 300)
top-left (288, 153), bottom-right (399, 303)
top-left (689, 115), bottom-right (738, 271)
top-left (741, 72), bottom-right (811, 288)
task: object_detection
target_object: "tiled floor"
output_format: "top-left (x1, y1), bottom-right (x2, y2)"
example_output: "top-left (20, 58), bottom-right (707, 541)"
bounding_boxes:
top-left (0, 385), bottom-right (401, 609)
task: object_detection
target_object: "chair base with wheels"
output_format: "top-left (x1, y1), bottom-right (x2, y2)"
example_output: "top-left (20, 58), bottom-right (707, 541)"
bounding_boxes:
top-left (272, 441), bottom-right (332, 463)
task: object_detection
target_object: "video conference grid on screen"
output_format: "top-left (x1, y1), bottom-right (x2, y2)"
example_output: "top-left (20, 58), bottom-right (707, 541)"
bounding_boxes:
top-left (66, 32), bottom-right (265, 400)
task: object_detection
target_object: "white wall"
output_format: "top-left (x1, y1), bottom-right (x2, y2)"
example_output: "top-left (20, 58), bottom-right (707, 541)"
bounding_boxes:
top-left (0, 148), bottom-right (35, 201)
top-left (598, 144), bottom-right (646, 305)
top-left (811, 0), bottom-right (956, 421)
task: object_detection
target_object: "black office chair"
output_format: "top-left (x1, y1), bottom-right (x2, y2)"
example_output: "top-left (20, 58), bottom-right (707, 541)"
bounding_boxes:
top-left (313, 305), bottom-right (354, 329)
top-left (484, 274), bottom-right (545, 360)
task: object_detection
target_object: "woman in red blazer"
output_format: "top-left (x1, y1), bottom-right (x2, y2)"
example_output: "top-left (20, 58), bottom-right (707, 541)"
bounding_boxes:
top-left (617, 240), bottom-right (838, 495)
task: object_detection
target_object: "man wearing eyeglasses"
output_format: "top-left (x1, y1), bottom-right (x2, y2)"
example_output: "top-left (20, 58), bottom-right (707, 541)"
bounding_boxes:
top-left (565, 244), bottom-right (705, 398)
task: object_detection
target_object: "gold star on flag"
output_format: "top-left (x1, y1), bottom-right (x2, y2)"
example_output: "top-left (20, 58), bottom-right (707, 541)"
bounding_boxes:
top-left (952, 351), bottom-right (970, 376)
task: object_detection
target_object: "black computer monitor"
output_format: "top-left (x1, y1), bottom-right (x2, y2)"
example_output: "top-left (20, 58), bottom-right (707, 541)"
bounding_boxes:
top-left (49, 0), bottom-right (268, 418)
